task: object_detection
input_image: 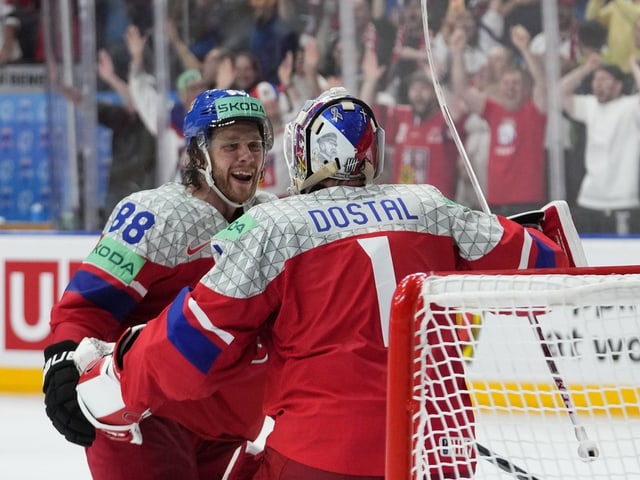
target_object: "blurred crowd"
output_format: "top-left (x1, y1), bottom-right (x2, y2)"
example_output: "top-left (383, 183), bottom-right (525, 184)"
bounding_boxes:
top-left (2, 0), bottom-right (640, 234)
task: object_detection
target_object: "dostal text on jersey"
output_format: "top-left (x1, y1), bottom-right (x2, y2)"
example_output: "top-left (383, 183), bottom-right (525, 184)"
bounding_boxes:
top-left (307, 196), bottom-right (419, 233)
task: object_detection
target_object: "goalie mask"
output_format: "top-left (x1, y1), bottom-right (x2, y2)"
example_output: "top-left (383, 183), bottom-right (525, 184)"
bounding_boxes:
top-left (284, 87), bottom-right (385, 194)
top-left (183, 89), bottom-right (274, 208)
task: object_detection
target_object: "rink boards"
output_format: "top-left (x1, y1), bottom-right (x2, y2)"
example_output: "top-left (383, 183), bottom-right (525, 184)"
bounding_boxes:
top-left (1, 233), bottom-right (640, 395)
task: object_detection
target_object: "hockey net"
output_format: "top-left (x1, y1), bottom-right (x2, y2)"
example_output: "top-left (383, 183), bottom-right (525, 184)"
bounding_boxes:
top-left (386, 265), bottom-right (640, 480)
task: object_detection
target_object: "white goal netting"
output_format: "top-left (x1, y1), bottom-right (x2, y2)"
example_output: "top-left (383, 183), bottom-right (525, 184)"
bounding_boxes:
top-left (386, 267), bottom-right (640, 480)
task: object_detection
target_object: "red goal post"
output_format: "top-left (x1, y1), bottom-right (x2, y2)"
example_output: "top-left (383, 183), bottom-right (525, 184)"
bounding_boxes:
top-left (386, 265), bottom-right (640, 480)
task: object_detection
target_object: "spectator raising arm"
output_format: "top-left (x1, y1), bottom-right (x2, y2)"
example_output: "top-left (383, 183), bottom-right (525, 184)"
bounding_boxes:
top-left (166, 19), bottom-right (201, 72)
top-left (510, 24), bottom-right (546, 113)
top-left (125, 24), bottom-right (161, 136)
top-left (96, 49), bottom-right (135, 111)
top-left (450, 26), bottom-right (486, 115)
top-left (359, 46), bottom-right (386, 106)
top-left (0, 2), bottom-right (21, 65)
top-left (559, 52), bottom-right (602, 116)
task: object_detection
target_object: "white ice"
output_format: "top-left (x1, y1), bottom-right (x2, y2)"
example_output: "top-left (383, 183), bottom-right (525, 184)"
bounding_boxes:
top-left (2, 393), bottom-right (638, 479)
top-left (1, 393), bottom-right (91, 479)
top-left (0, 394), bottom-right (271, 480)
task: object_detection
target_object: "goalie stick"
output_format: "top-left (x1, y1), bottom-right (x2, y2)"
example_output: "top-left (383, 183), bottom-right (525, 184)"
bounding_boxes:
top-left (419, 0), bottom-right (489, 214)
top-left (527, 311), bottom-right (599, 461)
top-left (418, 0), bottom-right (599, 467)
top-left (477, 443), bottom-right (541, 480)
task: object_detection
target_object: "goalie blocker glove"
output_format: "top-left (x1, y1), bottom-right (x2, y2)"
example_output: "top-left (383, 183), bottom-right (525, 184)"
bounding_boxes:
top-left (508, 200), bottom-right (587, 268)
top-left (74, 326), bottom-right (151, 445)
top-left (43, 340), bottom-right (96, 446)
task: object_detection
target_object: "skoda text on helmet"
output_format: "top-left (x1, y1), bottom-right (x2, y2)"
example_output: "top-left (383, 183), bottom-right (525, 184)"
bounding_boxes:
top-left (183, 89), bottom-right (274, 208)
top-left (284, 87), bottom-right (385, 194)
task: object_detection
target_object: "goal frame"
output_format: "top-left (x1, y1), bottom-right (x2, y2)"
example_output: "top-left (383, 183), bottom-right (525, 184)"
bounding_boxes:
top-left (385, 265), bottom-right (640, 480)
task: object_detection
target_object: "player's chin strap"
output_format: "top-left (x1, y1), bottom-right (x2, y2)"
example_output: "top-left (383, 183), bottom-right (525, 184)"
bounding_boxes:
top-left (196, 137), bottom-right (260, 211)
top-left (298, 161), bottom-right (340, 193)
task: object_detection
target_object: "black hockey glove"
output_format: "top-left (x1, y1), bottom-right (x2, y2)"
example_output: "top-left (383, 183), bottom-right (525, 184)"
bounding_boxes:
top-left (507, 209), bottom-right (544, 229)
top-left (43, 340), bottom-right (96, 447)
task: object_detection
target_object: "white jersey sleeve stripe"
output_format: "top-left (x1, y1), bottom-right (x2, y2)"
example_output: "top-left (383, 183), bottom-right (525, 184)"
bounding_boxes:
top-left (188, 297), bottom-right (235, 345)
top-left (519, 230), bottom-right (533, 269)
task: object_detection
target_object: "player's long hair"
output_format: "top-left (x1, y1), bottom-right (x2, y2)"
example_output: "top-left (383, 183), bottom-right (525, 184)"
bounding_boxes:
top-left (182, 137), bottom-right (208, 191)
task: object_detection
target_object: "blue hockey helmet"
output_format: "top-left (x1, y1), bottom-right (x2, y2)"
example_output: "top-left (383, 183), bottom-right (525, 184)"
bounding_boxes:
top-left (183, 89), bottom-right (274, 150)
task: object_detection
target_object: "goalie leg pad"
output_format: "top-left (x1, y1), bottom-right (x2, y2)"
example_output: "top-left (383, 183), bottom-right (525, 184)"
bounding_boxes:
top-left (508, 200), bottom-right (587, 268)
top-left (540, 200), bottom-right (588, 267)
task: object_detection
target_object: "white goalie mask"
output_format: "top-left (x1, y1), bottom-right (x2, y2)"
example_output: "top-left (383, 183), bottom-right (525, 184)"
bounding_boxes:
top-left (284, 87), bottom-right (385, 194)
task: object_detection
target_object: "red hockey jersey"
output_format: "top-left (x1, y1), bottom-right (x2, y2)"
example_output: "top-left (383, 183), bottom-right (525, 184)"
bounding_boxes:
top-left (50, 182), bottom-right (275, 441)
top-left (119, 183), bottom-right (569, 475)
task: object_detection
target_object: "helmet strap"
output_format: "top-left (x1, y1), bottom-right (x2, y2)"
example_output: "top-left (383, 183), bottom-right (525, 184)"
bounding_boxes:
top-left (298, 160), bottom-right (375, 194)
top-left (363, 162), bottom-right (375, 183)
top-left (299, 161), bottom-right (340, 193)
top-left (197, 145), bottom-right (256, 211)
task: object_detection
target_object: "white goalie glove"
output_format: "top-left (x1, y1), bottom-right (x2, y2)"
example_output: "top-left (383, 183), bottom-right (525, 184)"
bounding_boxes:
top-left (74, 326), bottom-right (151, 444)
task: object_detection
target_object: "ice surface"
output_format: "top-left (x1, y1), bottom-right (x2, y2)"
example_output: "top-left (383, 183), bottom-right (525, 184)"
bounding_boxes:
top-left (0, 394), bottom-right (91, 479)
top-left (2, 394), bottom-right (638, 479)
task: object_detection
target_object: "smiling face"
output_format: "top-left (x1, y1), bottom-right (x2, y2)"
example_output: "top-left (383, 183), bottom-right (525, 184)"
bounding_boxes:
top-left (498, 67), bottom-right (530, 111)
top-left (408, 77), bottom-right (436, 117)
top-left (487, 45), bottom-right (513, 82)
top-left (208, 121), bottom-right (265, 204)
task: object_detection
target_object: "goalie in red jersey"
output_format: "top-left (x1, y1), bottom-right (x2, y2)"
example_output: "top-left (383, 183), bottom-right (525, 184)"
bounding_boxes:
top-left (72, 87), bottom-right (578, 479)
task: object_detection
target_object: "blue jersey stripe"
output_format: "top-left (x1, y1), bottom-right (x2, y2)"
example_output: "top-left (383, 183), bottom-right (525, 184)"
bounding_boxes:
top-left (532, 236), bottom-right (557, 268)
top-left (67, 270), bottom-right (137, 322)
top-left (166, 288), bottom-right (222, 375)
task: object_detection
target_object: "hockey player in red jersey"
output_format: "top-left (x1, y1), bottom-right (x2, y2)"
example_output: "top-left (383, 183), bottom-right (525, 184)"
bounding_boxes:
top-left (42, 89), bottom-right (276, 479)
top-left (72, 88), bottom-right (574, 479)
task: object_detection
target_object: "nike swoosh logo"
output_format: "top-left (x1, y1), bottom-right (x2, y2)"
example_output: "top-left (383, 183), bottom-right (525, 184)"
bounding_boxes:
top-left (252, 339), bottom-right (269, 364)
top-left (251, 353), bottom-right (269, 365)
top-left (187, 240), bottom-right (211, 256)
